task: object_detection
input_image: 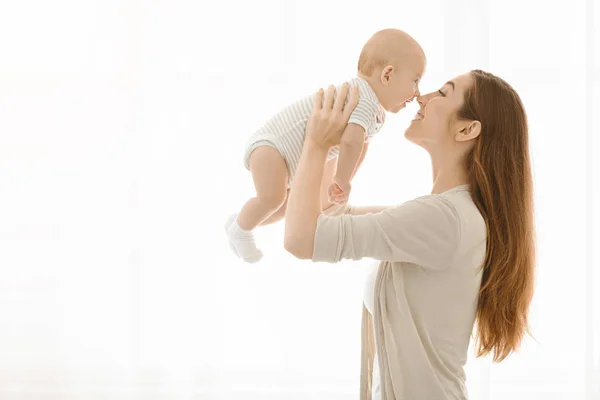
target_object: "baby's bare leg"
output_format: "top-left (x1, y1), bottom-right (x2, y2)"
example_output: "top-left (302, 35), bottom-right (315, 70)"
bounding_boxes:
top-left (238, 146), bottom-right (289, 230)
top-left (260, 155), bottom-right (335, 225)
top-left (261, 156), bottom-right (335, 225)
top-left (259, 189), bottom-right (289, 226)
top-left (226, 146), bottom-right (288, 262)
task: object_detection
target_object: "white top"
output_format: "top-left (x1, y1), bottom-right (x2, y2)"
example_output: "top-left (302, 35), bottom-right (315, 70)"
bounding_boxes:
top-left (314, 185), bottom-right (486, 399)
top-left (363, 262), bottom-right (381, 400)
top-left (244, 77), bottom-right (386, 180)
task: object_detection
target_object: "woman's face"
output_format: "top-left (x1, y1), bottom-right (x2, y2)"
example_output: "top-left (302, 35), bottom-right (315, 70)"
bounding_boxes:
top-left (404, 73), bottom-right (474, 149)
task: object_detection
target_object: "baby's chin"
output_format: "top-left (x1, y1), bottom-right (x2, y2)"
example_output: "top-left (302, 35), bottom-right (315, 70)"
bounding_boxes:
top-left (390, 104), bottom-right (407, 114)
top-left (386, 103), bottom-right (406, 114)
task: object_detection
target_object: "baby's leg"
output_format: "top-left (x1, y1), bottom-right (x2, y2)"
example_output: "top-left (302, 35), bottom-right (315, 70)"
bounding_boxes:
top-left (257, 155), bottom-right (334, 227)
top-left (226, 144), bottom-right (288, 263)
top-left (260, 156), bottom-right (335, 226)
top-left (259, 189), bottom-right (289, 226)
top-left (238, 146), bottom-right (289, 229)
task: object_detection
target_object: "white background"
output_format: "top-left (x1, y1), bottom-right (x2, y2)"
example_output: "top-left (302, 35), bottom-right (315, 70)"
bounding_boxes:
top-left (0, 0), bottom-right (598, 399)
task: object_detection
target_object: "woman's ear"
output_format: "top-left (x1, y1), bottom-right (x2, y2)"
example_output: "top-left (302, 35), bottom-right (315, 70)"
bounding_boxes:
top-left (456, 120), bottom-right (481, 142)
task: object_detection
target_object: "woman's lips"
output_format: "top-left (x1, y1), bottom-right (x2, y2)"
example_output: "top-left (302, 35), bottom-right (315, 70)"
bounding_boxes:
top-left (413, 111), bottom-right (424, 121)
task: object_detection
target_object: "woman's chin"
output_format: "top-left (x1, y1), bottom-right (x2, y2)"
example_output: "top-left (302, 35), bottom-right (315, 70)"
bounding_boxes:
top-left (404, 129), bottom-right (426, 148)
top-left (403, 127), bottom-right (416, 141)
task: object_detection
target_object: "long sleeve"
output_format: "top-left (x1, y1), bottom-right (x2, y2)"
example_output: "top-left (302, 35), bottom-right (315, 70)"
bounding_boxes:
top-left (312, 195), bottom-right (462, 270)
top-left (347, 204), bottom-right (392, 215)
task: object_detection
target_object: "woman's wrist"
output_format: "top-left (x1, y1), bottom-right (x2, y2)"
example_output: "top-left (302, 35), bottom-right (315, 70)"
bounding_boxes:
top-left (304, 139), bottom-right (330, 156)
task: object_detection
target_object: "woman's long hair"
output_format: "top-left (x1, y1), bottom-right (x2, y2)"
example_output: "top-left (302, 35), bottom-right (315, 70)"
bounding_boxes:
top-left (460, 70), bottom-right (536, 362)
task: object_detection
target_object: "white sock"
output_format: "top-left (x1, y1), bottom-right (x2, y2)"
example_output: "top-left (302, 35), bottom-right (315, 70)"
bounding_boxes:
top-left (224, 214), bottom-right (239, 257)
top-left (226, 217), bottom-right (263, 263)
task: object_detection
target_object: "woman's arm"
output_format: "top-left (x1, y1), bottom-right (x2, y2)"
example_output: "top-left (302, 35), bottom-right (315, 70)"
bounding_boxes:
top-left (283, 141), bottom-right (329, 258)
top-left (284, 84), bottom-right (359, 258)
top-left (347, 204), bottom-right (392, 215)
top-left (311, 196), bottom-right (461, 269)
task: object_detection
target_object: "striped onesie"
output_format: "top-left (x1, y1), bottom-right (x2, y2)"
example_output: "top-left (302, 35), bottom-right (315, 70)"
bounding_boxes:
top-left (243, 77), bottom-right (386, 186)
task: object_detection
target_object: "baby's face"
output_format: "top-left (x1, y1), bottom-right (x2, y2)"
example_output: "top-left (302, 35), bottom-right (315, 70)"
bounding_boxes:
top-left (382, 55), bottom-right (426, 113)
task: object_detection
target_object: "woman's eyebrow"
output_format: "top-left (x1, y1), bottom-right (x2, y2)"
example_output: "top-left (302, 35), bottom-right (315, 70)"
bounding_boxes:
top-left (444, 81), bottom-right (456, 90)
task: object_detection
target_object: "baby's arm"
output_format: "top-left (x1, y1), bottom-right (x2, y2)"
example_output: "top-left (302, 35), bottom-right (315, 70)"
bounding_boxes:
top-left (334, 123), bottom-right (366, 187)
top-left (351, 141), bottom-right (369, 180)
top-left (328, 94), bottom-right (379, 204)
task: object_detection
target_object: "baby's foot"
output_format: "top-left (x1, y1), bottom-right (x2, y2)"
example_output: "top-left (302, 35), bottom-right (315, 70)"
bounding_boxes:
top-left (226, 215), bottom-right (263, 263)
top-left (225, 214), bottom-right (239, 257)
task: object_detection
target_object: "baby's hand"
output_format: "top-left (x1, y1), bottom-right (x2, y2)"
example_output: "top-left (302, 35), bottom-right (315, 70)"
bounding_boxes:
top-left (327, 179), bottom-right (351, 205)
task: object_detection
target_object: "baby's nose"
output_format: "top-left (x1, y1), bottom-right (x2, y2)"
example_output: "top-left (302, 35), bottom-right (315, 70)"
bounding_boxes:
top-left (407, 89), bottom-right (420, 103)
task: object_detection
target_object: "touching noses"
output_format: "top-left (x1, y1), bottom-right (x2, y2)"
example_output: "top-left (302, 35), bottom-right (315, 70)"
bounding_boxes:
top-left (407, 88), bottom-right (420, 103)
top-left (416, 89), bottom-right (437, 109)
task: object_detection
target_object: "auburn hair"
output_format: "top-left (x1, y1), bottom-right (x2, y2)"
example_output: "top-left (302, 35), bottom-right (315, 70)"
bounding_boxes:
top-left (460, 70), bottom-right (536, 362)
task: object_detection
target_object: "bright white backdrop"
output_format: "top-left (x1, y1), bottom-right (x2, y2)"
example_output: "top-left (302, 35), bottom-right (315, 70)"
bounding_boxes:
top-left (0, 0), bottom-right (598, 399)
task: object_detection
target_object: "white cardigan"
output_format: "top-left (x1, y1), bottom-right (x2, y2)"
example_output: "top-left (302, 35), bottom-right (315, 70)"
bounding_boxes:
top-left (314, 185), bottom-right (486, 400)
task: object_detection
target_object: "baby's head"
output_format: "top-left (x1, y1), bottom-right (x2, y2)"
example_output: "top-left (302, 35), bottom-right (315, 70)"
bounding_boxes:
top-left (358, 29), bottom-right (426, 113)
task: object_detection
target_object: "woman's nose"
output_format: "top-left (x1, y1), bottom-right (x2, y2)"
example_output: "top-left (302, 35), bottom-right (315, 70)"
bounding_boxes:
top-left (416, 95), bottom-right (425, 107)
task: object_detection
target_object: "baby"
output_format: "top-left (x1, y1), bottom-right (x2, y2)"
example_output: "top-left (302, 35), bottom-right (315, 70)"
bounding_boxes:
top-left (226, 28), bottom-right (426, 262)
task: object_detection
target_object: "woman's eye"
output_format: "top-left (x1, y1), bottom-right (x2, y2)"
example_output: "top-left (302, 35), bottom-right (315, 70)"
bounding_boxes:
top-left (438, 90), bottom-right (446, 97)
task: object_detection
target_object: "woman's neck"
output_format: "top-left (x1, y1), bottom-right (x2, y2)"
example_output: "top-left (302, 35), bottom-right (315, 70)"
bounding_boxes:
top-left (430, 154), bottom-right (470, 194)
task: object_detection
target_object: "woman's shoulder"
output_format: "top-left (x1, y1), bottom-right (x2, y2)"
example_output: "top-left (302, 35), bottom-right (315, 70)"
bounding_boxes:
top-left (383, 194), bottom-right (462, 231)
top-left (410, 186), bottom-right (479, 216)
top-left (435, 188), bottom-right (486, 244)
top-left (397, 188), bottom-right (483, 230)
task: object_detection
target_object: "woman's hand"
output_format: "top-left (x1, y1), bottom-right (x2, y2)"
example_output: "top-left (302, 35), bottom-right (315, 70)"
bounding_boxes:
top-left (305, 83), bottom-right (359, 150)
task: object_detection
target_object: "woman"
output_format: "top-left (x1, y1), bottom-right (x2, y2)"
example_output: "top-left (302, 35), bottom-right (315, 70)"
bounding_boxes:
top-left (283, 71), bottom-right (535, 399)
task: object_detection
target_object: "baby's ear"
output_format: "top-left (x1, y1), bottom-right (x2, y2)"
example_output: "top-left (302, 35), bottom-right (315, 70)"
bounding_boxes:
top-left (380, 65), bottom-right (394, 84)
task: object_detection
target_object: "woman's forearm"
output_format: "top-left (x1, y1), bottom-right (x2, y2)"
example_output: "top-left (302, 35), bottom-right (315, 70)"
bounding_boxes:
top-left (284, 142), bottom-right (329, 258)
top-left (284, 83), bottom-right (358, 258)
top-left (347, 204), bottom-right (392, 215)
